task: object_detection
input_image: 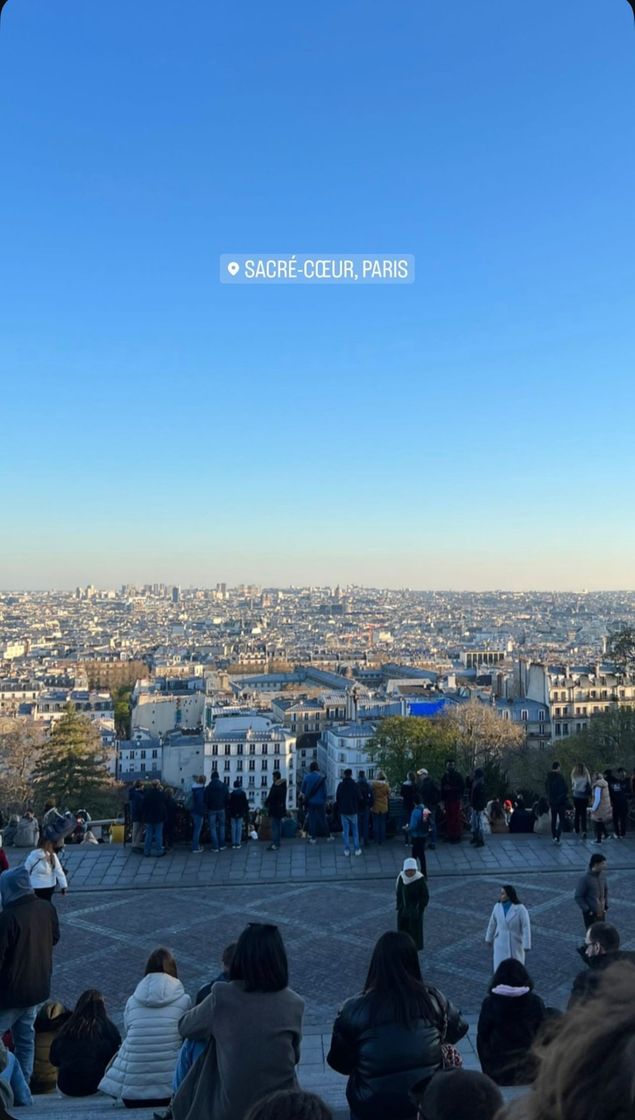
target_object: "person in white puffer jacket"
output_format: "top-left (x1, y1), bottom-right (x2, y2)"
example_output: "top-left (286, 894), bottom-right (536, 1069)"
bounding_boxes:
top-left (98, 948), bottom-right (191, 1108)
top-left (24, 839), bottom-right (68, 901)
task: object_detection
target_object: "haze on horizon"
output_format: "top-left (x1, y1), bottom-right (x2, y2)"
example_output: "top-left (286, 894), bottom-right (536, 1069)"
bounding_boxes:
top-left (1, 1), bottom-right (634, 590)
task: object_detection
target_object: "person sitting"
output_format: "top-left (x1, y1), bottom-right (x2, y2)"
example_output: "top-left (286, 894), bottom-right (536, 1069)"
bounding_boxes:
top-left (327, 930), bottom-right (468, 1120)
top-left (98, 948), bottom-right (191, 1109)
top-left (13, 812), bottom-right (39, 849)
top-left (31, 1001), bottom-right (72, 1094)
top-left (49, 989), bottom-right (121, 1096)
top-left (532, 798), bottom-right (551, 836)
top-left (508, 798), bottom-right (535, 834)
top-left (485, 800), bottom-right (508, 834)
top-left (568, 921), bottom-right (635, 1008)
top-left (411, 1070), bottom-right (503, 1120)
top-left (498, 961), bottom-right (635, 1120)
top-left (0, 1037), bottom-right (32, 1106)
top-left (476, 959), bottom-right (550, 1085)
top-left (168, 942), bottom-right (237, 1102)
top-left (243, 1089), bottom-right (333, 1120)
top-left (172, 923), bottom-right (304, 1120)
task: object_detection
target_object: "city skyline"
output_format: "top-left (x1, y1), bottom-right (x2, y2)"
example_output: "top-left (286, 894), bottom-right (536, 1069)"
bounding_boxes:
top-left (1, 1), bottom-right (634, 588)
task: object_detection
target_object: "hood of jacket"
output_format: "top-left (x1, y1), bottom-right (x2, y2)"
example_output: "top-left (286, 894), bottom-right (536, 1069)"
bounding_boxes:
top-left (35, 1001), bottom-right (72, 1032)
top-left (0, 866), bottom-right (34, 906)
top-left (491, 984), bottom-right (531, 998)
top-left (133, 972), bottom-right (186, 1008)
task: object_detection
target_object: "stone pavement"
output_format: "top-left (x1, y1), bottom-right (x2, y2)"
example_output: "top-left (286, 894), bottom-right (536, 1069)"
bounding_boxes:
top-left (6, 834), bottom-right (634, 1119)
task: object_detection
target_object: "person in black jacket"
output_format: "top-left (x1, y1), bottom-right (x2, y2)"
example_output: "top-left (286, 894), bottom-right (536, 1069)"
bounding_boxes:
top-left (142, 780), bottom-right (167, 857)
top-left (265, 771), bottom-right (288, 851)
top-left (204, 770), bottom-right (230, 852)
top-left (49, 989), bottom-right (121, 1096)
top-left (568, 921), bottom-right (635, 1007)
top-left (440, 761), bottom-right (465, 843)
top-left (336, 770), bottom-right (362, 857)
top-left (608, 768), bottom-right (629, 838)
top-left (0, 867), bottom-right (60, 1083)
top-left (545, 761), bottom-right (568, 844)
top-left (229, 780), bottom-right (249, 849)
top-left (327, 930), bottom-right (468, 1120)
top-left (476, 959), bottom-right (550, 1086)
top-left (400, 773), bottom-right (418, 844)
top-left (470, 769), bottom-right (487, 848)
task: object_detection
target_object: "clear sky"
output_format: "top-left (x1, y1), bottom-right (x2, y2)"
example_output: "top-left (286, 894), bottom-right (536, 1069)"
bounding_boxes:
top-left (1, 0), bottom-right (634, 591)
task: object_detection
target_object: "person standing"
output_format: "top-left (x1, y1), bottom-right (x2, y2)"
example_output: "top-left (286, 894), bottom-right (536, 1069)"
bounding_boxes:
top-left (24, 838), bottom-right (68, 900)
top-left (470, 768), bottom-right (488, 848)
top-left (570, 764), bottom-right (591, 841)
top-left (0, 867), bottom-right (60, 1084)
top-left (408, 799), bottom-right (431, 876)
top-left (189, 775), bottom-right (207, 853)
top-left (335, 769), bottom-right (362, 857)
top-left (575, 853), bottom-right (608, 931)
top-left (441, 759), bottom-right (465, 844)
top-left (142, 779), bottom-right (167, 857)
top-left (400, 772), bottom-right (418, 845)
top-left (228, 779), bottom-right (248, 850)
top-left (608, 768), bottom-right (629, 839)
top-left (589, 772), bottom-right (611, 844)
top-left (418, 769), bottom-right (441, 849)
top-left (204, 770), bottom-right (230, 853)
top-left (301, 762), bottom-right (331, 844)
top-left (265, 770), bottom-right (288, 852)
top-left (485, 885), bottom-right (531, 971)
top-left (396, 857), bottom-right (430, 951)
top-left (545, 761), bottom-right (568, 844)
top-left (129, 781), bottom-right (145, 853)
top-left (370, 771), bottom-right (390, 845)
top-left (356, 770), bottom-right (372, 848)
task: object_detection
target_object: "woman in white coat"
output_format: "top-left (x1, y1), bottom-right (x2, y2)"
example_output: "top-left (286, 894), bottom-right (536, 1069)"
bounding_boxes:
top-left (98, 947), bottom-right (191, 1109)
top-left (485, 885), bottom-right (531, 971)
top-left (24, 838), bottom-right (68, 900)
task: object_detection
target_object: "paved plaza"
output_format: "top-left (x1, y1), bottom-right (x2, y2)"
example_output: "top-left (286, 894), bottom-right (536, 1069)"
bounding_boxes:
top-left (8, 834), bottom-right (635, 1117)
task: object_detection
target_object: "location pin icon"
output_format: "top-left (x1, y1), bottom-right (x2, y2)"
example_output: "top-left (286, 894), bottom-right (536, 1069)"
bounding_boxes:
top-left (227, 261), bottom-right (240, 277)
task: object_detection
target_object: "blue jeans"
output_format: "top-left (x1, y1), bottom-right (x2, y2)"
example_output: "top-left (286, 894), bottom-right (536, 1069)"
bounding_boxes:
top-left (173, 1039), bottom-right (205, 1092)
top-left (270, 817), bottom-right (283, 847)
top-left (307, 805), bottom-right (328, 840)
top-left (191, 813), bottom-right (204, 851)
top-left (358, 808), bottom-right (370, 845)
top-left (208, 810), bottom-right (226, 850)
top-left (0, 1005), bottom-right (38, 1082)
top-left (373, 812), bottom-right (387, 844)
top-left (144, 821), bottom-right (164, 856)
top-left (471, 808), bottom-right (484, 843)
top-left (342, 814), bottom-right (360, 852)
top-left (231, 817), bottom-right (243, 846)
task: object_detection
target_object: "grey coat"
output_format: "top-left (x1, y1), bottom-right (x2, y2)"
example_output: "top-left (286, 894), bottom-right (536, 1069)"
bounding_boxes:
top-left (575, 870), bottom-right (608, 917)
top-left (173, 980), bottom-right (304, 1120)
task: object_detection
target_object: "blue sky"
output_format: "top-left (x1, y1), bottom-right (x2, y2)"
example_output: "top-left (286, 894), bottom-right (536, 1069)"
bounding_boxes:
top-left (1, 0), bottom-right (634, 590)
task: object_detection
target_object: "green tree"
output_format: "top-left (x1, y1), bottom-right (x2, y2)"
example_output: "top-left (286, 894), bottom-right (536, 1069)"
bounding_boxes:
top-left (113, 686), bottom-right (132, 737)
top-left (32, 703), bottom-right (122, 816)
top-left (0, 718), bottom-right (44, 813)
top-left (606, 625), bottom-right (635, 674)
top-left (367, 717), bottom-right (454, 788)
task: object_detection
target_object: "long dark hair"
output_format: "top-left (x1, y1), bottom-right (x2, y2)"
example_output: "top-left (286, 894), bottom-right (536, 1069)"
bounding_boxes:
top-left (490, 959), bottom-right (533, 993)
top-left (363, 931), bottom-right (439, 1028)
top-left (502, 884), bottom-right (520, 905)
top-left (230, 923), bottom-right (289, 992)
top-left (55, 989), bottom-right (109, 1041)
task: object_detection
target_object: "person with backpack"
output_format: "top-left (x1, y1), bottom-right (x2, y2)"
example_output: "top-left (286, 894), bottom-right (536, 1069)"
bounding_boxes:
top-left (470, 769), bottom-right (488, 848)
top-left (301, 762), bottom-right (331, 844)
top-left (187, 776), bottom-right (206, 853)
top-left (228, 779), bottom-right (249, 850)
top-left (408, 798), bottom-right (432, 876)
top-left (356, 771), bottom-right (372, 848)
top-left (418, 770), bottom-right (441, 850)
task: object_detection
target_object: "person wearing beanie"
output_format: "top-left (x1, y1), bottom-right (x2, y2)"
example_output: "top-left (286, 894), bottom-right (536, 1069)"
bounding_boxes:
top-left (396, 858), bottom-right (430, 951)
top-left (0, 867), bottom-right (60, 1084)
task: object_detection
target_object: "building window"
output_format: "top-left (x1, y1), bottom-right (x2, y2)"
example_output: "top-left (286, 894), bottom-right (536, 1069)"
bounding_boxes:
top-left (140, 762), bottom-right (146, 771)
top-left (555, 707), bottom-right (561, 717)
top-left (249, 760), bottom-right (255, 771)
top-left (212, 745), bottom-right (218, 756)
top-left (224, 760), bottom-right (231, 771)
top-left (250, 744), bottom-right (256, 755)
top-left (538, 710), bottom-right (545, 722)
top-left (140, 750), bottom-right (146, 759)
top-left (248, 776), bottom-right (255, 787)
top-left (152, 749), bottom-right (158, 758)
top-left (555, 723), bottom-right (561, 736)
top-left (225, 745), bottom-right (231, 755)
top-left (261, 776), bottom-right (268, 787)
top-left (237, 743), bottom-right (243, 755)
top-left (237, 759), bottom-right (243, 771)
top-left (261, 759), bottom-right (268, 770)
top-left (520, 710), bottom-right (528, 721)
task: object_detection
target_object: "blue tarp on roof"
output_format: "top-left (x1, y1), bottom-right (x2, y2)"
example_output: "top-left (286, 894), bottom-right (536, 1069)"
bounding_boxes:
top-left (408, 699), bottom-right (447, 717)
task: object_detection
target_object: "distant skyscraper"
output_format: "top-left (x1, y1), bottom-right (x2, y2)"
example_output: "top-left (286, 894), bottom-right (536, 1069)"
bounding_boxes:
top-left (172, 585), bottom-right (181, 604)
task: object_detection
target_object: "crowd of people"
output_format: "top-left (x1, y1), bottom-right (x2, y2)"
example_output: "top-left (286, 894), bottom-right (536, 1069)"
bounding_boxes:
top-left (1, 856), bottom-right (634, 1120)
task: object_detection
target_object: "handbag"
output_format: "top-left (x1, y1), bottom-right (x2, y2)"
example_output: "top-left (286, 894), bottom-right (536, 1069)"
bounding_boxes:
top-left (439, 998), bottom-right (464, 1070)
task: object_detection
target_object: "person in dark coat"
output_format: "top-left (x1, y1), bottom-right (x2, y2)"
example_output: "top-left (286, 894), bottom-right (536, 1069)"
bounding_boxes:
top-left (129, 782), bottom-right (145, 852)
top-left (228, 780), bottom-right (249, 850)
top-left (265, 772), bottom-right (288, 851)
top-left (545, 761), bottom-right (568, 844)
top-left (568, 921), bottom-right (635, 1007)
top-left (142, 780), bottom-right (167, 857)
top-left (396, 858), bottom-right (429, 951)
top-left (413, 1070), bottom-right (503, 1120)
top-left (327, 931), bottom-right (467, 1120)
top-left (336, 770), bottom-right (362, 856)
top-left (400, 773), bottom-right (418, 844)
top-left (476, 959), bottom-right (550, 1085)
top-left (204, 771), bottom-right (230, 852)
top-left (608, 768), bottom-right (629, 838)
top-left (574, 853), bottom-right (608, 931)
top-left (49, 989), bottom-right (121, 1096)
top-left (440, 760), bottom-right (465, 843)
top-left (508, 797), bottom-right (534, 834)
top-left (0, 867), bottom-right (60, 1083)
top-left (417, 771), bottom-right (441, 849)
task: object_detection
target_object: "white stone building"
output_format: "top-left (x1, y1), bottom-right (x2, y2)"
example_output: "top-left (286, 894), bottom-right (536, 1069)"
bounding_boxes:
top-left (205, 717), bottom-right (296, 810)
top-left (319, 722), bottom-right (377, 797)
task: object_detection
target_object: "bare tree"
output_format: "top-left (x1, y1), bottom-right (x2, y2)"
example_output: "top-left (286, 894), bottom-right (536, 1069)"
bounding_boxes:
top-left (0, 718), bottom-right (44, 813)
